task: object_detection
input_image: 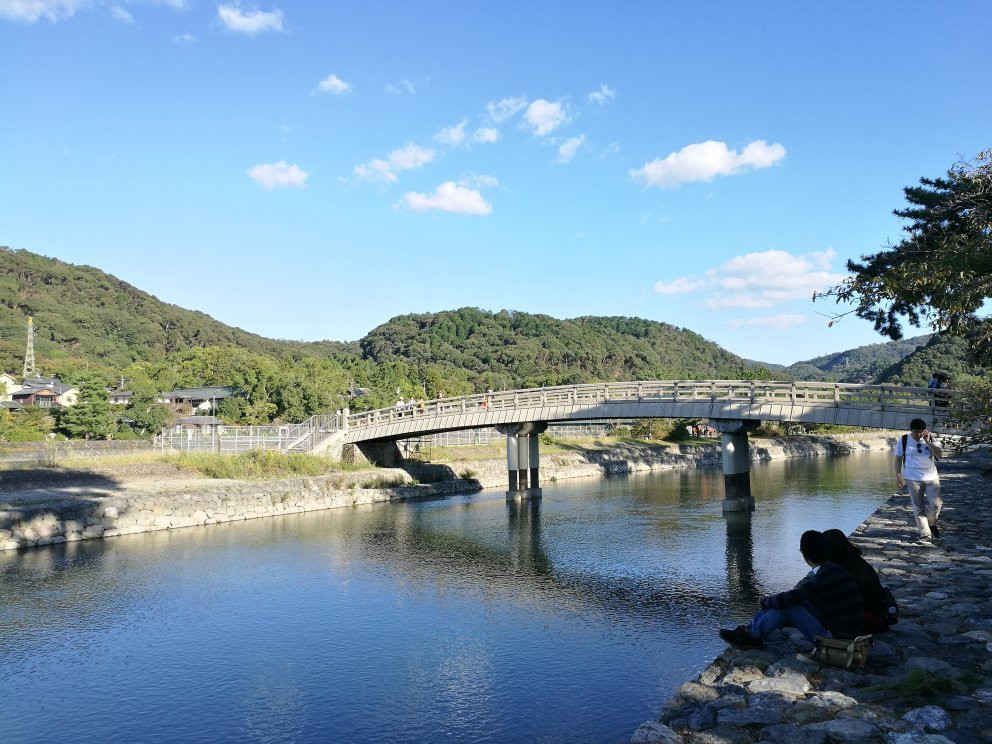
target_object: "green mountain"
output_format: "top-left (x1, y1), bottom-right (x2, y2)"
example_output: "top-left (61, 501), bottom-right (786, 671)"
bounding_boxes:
top-left (875, 333), bottom-right (978, 387)
top-left (784, 335), bottom-right (932, 383)
top-left (358, 308), bottom-right (762, 390)
top-left (0, 246), bottom-right (352, 374)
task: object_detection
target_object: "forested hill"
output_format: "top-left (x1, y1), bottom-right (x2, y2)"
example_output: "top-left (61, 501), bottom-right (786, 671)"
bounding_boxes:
top-left (784, 334), bottom-right (932, 383)
top-left (0, 247), bottom-right (354, 372)
top-left (359, 308), bottom-right (759, 388)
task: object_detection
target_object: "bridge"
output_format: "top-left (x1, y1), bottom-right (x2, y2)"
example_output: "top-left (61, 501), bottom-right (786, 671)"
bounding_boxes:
top-left (298, 380), bottom-right (951, 513)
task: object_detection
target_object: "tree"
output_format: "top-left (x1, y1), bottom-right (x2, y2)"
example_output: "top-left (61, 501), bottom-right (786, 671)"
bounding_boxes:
top-left (946, 374), bottom-right (992, 453)
top-left (58, 371), bottom-right (116, 439)
top-left (817, 151), bottom-right (992, 448)
top-left (816, 151), bottom-right (992, 363)
top-left (0, 407), bottom-right (55, 442)
top-left (125, 388), bottom-right (170, 435)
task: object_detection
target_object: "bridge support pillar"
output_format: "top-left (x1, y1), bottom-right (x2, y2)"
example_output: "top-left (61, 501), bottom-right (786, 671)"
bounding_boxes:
top-left (356, 440), bottom-right (402, 468)
top-left (710, 419), bottom-right (761, 513)
top-left (497, 422), bottom-right (548, 500)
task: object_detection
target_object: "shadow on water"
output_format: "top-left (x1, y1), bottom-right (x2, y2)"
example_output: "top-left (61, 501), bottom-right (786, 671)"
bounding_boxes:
top-left (724, 511), bottom-right (759, 603)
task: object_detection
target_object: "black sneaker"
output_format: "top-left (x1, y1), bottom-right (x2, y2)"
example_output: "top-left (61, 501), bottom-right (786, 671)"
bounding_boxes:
top-left (930, 524), bottom-right (941, 538)
top-left (719, 625), bottom-right (764, 649)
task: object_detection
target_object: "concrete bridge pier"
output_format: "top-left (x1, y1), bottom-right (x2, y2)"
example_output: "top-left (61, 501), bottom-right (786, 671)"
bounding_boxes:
top-left (710, 419), bottom-right (761, 513)
top-left (497, 422), bottom-right (548, 501)
top-left (356, 440), bottom-right (402, 467)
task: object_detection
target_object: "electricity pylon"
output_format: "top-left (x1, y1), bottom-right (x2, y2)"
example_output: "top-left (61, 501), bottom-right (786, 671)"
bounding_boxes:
top-left (23, 316), bottom-right (36, 378)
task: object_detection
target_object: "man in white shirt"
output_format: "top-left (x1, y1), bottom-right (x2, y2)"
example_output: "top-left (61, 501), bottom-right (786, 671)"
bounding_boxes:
top-left (894, 417), bottom-right (943, 541)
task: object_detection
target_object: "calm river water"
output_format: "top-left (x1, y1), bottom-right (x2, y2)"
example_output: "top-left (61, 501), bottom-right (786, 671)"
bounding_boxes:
top-left (0, 452), bottom-right (896, 744)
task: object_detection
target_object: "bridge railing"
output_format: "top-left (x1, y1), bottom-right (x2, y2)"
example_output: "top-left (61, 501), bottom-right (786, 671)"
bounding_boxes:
top-left (346, 380), bottom-right (947, 430)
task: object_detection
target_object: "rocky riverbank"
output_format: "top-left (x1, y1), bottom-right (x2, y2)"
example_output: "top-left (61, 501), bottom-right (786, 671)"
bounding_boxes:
top-left (630, 451), bottom-right (992, 744)
top-left (440, 432), bottom-right (896, 490)
top-left (0, 433), bottom-right (894, 552)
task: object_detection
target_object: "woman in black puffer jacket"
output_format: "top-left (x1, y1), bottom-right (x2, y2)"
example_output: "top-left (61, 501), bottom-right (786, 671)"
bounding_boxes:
top-left (823, 528), bottom-right (895, 633)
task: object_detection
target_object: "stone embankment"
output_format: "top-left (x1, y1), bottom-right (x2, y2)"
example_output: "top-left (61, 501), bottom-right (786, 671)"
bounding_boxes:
top-left (0, 433), bottom-right (893, 552)
top-left (630, 452), bottom-right (992, 744)
top-left (456, 433), bottom-right (895, 490)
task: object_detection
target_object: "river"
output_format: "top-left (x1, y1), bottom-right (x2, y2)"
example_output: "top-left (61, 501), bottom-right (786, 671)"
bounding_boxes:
top-left (0, 451), bottom-right (897, 744)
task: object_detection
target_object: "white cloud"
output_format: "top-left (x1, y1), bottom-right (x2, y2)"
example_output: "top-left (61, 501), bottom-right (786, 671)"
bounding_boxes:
top-left (587, 83), bottom-right (615, 106)
top-left (524, 99), bottom-right (567, 137)
top-left (630, 139), bottom-right (786, 188)
top-left (316, 73), bottom-right (350, 95)
top-left (556, 134), bottom-right (586, 164)
top-left (353, 143), bottom-right (435, 184)
top-left (173, 32), bottom-right (198, 43)
top-left (217, 4), bottom-right (282, 34)
top-left (352, 159), bottom-right (395, 184)
top-left (473, 127), bottom-right (500, 144)
top-left (247, 161), bottom-right (308, 190)
top-left (486, 96), bottom-right (527, 123)
top-left (655, 248), bottom-right (844, 311)
top-left (388, 143), bottom-right (434, 170)
top-left (397, 181), bottom-right (492, 216)
top-left (435, 120), bottom-right (467, 146)
top-left (110, 6), bottom-right (134, 23)
top-left (385, 79), bottom-right (415, 95)
top-left (0, 0), bottom-right (83, 22)
top-left (727, 314), bottom-right (807, 331)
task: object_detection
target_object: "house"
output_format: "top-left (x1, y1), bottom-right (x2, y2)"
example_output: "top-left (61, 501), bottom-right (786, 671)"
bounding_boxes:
top-left (1, 372), bottom-right (18, 400)
top-left (157, 386), bottom-right (234, 412)
top-left (0, 400), bottom-right (24, 411)
top-left (109, 390), bottom-right (133, 406)
top-left (11, 377), bottom-right (78, 408)
top-left (12, 387), bottom-right (60, 408)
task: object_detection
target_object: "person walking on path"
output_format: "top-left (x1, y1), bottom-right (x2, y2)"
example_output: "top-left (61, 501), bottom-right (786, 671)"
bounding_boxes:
top-left (894, 417), bottom-right (943, 541)
top-left (718, 530), bottom-right (863, 649)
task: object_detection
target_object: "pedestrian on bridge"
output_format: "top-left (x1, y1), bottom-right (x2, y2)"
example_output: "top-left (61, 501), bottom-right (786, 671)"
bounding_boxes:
top-left (895, 418), bottom-right (943, 542)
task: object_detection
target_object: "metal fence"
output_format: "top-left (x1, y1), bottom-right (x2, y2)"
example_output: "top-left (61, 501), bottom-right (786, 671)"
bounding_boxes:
top-left (154, 419), bottom-right (618, 455)
top-left (155, 413), bottom-right (346, 455)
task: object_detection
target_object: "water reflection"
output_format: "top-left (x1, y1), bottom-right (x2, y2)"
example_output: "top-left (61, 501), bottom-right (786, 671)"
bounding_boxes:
top-left (724, 512), bottom-right (759, 602)
top-left (507, 497), bottom-right (549, 575)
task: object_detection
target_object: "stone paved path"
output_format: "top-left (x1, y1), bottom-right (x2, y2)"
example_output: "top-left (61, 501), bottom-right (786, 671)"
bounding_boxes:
top-left (631, 452), bottom-right (992, 744)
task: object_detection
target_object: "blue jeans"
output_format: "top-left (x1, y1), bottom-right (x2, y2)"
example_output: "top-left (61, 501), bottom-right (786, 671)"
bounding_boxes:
top-left (749, 601), bottom-right (830, 643)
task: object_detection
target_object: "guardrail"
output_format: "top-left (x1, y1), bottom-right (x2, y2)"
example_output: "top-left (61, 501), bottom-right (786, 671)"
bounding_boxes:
top-left (346, 380), bottom-right (948, 430)
top-left (155, 382), bottom-right (950, 456)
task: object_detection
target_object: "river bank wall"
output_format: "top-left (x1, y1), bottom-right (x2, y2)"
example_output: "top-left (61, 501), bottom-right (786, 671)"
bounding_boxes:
top-left (0, 433), bottom-right (895, 552)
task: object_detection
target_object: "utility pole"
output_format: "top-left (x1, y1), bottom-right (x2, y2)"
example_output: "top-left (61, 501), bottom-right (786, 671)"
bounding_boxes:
top-left (22, 316), bottom-right (36, 378)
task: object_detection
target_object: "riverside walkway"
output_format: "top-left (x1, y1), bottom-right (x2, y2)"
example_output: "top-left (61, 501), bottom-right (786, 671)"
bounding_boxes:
top-left (631, 452), bottom-right (992, 744)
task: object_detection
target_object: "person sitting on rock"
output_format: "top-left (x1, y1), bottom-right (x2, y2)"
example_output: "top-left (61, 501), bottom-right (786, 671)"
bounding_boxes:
top-left (823, 528), bottom-right (894, 633)
top-left (718, 530), bottom-right (863, 649)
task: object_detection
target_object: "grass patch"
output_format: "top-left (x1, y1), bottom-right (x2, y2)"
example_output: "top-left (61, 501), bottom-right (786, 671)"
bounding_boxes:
top-left (164, 451), bottom-right (339, 480)
top-left (359, 475), bottom-right (410, 489)
top-left (869, 669), bottom-right (963, 705)
top-left (458, 468), bottom-right (477, 480)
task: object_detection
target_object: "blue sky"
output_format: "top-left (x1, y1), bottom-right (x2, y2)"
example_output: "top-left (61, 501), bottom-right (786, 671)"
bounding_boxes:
top-left (1, 1), bottom-right (989, 366)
